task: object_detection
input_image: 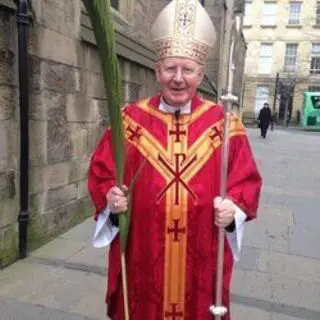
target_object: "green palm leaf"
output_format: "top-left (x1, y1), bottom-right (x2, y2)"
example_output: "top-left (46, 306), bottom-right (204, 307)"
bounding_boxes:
top-left (82, 0), bottom-right (128, 252)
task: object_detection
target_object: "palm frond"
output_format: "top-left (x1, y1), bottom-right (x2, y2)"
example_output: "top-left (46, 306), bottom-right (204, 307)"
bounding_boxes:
top-left (83, 0), bottom-right (128, 251)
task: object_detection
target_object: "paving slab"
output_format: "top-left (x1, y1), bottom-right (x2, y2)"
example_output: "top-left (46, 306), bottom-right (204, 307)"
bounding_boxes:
top-left (0, 297), bottom-right (98, 320)
top-left (232, 128), bottom-right (320, 320)
top-left (60, 219), bottom-right (96, 242)
top-left (0, 261), bottom-right (106, 320)
top-left (289, 226), bottom-right (320, 259)
top-left (232, 268), bottom-right (320, 312)
top-left (231, 300), bottom-right (316, 320)
top-left (30, 238), bottom-right (88, 261)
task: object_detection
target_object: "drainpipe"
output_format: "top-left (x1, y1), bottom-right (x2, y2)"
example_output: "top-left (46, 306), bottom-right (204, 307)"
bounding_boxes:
top-left (17, 0), bottom-right (29, 259)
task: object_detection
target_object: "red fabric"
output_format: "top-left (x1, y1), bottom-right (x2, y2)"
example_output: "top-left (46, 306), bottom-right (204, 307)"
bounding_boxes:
top-left (88, 95), bottom-right (262, 320)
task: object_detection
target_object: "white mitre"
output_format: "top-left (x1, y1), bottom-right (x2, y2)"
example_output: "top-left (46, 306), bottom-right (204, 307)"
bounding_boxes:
top-left (151, 0), bottom-right (217, 65)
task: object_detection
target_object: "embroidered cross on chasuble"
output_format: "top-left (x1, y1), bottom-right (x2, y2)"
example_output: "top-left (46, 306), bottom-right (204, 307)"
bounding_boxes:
top-left (99, 94), bottom-right (254, 320)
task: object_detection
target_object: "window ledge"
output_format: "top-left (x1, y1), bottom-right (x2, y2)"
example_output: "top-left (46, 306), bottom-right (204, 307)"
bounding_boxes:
top-left (110, 7), bottom-right (131, 30)
top-left (0, 0), bottom-right (16, 11)
top-left (286, 24), bottom-right (302, 29)
top-left (80, 7), bottom-right (155, 70)
top-left (243, 24), bottom-right (253, 28)
top-left (260, 25), bottom-right (277, 29)
top-left (313, 24), bottom-right (320, 28)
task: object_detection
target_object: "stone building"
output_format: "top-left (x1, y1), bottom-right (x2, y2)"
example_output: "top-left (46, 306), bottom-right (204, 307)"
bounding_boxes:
top-left (203, 0), bottom-right (248, 110)
top-left (0, 0), bottom-right (246, 268)
top-left (242, 0), bottom-right (320, 123)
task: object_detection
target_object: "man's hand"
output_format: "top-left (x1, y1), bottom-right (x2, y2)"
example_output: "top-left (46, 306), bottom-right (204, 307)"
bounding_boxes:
top-left (213, 197), bottom-right (236, 228)
top-left (106, 185), bottom-right (129, 214)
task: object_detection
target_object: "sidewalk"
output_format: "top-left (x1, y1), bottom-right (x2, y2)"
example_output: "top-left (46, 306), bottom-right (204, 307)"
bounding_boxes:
top-left (1, 215), bottom-right (319, 319)
top-left (2, 128), bottom-right (320, 319)
top-left (0, 218), bottom-right (108, 320)
top-left (1, 219), bottom-right (262, 320)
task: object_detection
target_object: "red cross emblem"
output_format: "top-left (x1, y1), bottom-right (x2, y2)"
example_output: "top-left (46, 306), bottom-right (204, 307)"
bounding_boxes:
top-left (167, 219), bottom-right (186, 242)
top-left (165, 303), bottom-right (183, 319)
top-left (169, 122), bottom-right (186, 142)
top-left (126, 125), bottom-right (142, 142)
top-left (210, 126), bottom-right (223, 142)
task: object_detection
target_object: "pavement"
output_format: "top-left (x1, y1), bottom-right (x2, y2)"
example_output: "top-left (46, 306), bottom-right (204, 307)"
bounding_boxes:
top-left (0, 127), bottom-right (320, 319)
top-left (231, 127), bottom-right (320, 320)
top-left (0, 218), bottom-right (107, 320)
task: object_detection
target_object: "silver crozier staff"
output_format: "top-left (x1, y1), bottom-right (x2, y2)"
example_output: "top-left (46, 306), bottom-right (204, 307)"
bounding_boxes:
top-left (209, 15), bottom-right (241, 320)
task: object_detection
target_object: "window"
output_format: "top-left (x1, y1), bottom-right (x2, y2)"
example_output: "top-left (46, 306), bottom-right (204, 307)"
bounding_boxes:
top-left (284, 44), bottom-right (298, 73)
top-left (259, 43), bottom-right (273, 74)
top-left (316, 2), bottom-right (320, 25)
top-left (288, 2), bottom-right (302, 25)
top-left (310, 44), bottom-right (320, 75)
top-left (308, 86), bottom-right (320, 92)
top-left (262, 2), bottom-right (277, 26)
top-left (244, 0), bottom-right (252, 25)
top-left (110, 0), bottom-right (133, 21)
top-left (255, 86), bottom-right (269, 116)
top-left (311, 96), bottom-right (320, 109)
top-left (111, 0), bottom-right (119, 10)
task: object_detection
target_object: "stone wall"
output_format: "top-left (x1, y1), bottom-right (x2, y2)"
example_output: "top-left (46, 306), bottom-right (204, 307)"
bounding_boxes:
top-left (0, 0), bottom-right (244, 268)
top-left (0, 0), bottom-right (161, 267)
top-left (0, 3), bottom-right (19, 268)
top-left (27, 0), bottom-right (164, 256)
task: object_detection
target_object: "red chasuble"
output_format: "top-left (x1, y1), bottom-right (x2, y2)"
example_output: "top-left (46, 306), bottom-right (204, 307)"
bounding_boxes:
top-left (88, 95), bottom-right (262, 320)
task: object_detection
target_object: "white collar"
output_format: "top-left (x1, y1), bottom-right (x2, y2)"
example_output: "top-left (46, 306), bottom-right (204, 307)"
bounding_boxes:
top-left (159, 97), bottom-right (191, 114)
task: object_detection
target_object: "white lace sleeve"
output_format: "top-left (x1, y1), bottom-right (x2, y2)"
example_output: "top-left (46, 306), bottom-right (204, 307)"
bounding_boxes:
top-left (92, 206), bottom-right (119, 248)
top-left (226, 206), bottom-right (247, 262)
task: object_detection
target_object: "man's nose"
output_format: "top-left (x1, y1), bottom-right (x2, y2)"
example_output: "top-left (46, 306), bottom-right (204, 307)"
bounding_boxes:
top-left (172, 68), bottom-right (183, 81)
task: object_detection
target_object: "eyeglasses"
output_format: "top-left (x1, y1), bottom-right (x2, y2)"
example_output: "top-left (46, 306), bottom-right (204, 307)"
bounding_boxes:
top-left (160, 65), bottom-right (200, 78)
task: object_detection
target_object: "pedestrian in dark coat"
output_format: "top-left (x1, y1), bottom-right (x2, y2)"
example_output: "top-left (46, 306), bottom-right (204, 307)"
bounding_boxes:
top-left (258, 103), bottom-right (273, 138)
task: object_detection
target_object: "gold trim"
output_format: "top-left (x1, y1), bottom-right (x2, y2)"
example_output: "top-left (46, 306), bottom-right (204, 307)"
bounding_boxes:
top-left (123, 107), bottom-right (245, 318)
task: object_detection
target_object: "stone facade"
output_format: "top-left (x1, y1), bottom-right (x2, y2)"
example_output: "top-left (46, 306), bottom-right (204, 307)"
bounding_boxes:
top-left (0, 2), bottom-right (19, 268)
top-left (0, 0), bottom-right (246, 268)
top-left (205, 0), bottom-right (247, 109)
top-left (243, 0), bottom-right (320, 123)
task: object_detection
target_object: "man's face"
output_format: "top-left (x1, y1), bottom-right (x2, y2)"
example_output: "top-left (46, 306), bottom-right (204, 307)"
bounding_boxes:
top-left (155, 57), bottom-right (204, 107)
top-left (264, 103), bottom-right (269, 108)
